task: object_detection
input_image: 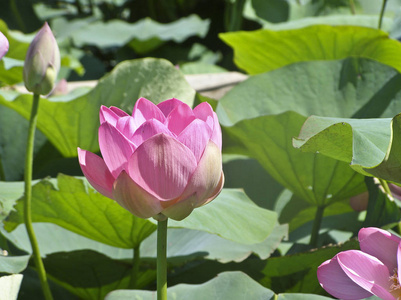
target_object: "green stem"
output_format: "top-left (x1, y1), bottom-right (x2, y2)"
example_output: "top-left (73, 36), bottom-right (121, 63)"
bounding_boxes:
top-left (129, 245), bottom-right (140, 289)
top-left (157, 218), bottom-right (168, 300)
top-left (349, 0), bottom-right (356, 15)
top-left (0, 152), bottom-right (6, 181)
top-left (379, 178), bottom-right (393, 200)
top-left (378, 0), bottom-right (388, 29)
top-left (10, 0), bottom-right (26, 32)
top-left (309, 206), bottom-right (325, 248)
top-left (24, 93), bottom-right (53, 300)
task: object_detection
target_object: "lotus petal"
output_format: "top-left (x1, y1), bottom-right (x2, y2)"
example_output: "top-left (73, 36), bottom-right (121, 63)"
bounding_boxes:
top-left (161, 193), bottom-right (198, 221)
top-left (127, 133), bottom-right (197, 200)
top-left (113, 171), bottom-right (170, 218)
top-left (99, 105), bottom-right (128, 125)
top-left (77, 148), bottom-right (114, 199)
top-left (179, 141), bottom-right (223, 207)
top-left (193, 103), bottom-right (221, 150)
top-left (338, 250), bottom-right (394, 300)
top-left (178, 119), bottom-right (212, 162)
top-left (132, 98), bottom-right (166, 126)
top-left (132, 119), bottom-right (172, 146)
top-left (166, 103), bottom-right (196, 135)
top-left (98, 122), bottom-right (136, 178)
top-left (115, 116), bottom-right (136, 139)
top-left (157, 98), bottom-right (182, 117)
top-left (317, 256), bottom-right (373, 300)
top-left (359, 227), bottom-right (401, 272)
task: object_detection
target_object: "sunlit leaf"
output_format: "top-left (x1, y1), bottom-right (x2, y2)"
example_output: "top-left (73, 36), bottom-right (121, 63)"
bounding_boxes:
top-left (220, 25), bottom-right (401, 74)
top-left (0, 58), bottom-right (195, 157)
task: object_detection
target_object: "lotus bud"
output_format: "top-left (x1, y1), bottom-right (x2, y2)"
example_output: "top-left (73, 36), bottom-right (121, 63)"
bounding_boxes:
top-left (78, 98), bottom-right (224, 221)
top-left (0, 31), bottom-right (9, 60)
top-left (23, 22), bottom-right (60, 95)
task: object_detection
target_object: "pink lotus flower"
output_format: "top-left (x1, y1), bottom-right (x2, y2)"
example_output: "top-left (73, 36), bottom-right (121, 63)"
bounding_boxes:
top-left (78, 98), bottom-right (224, 221)
top-left (0, 31), bottom-right (9, 60)
top-left (317, 227), bottom-right (401, 300)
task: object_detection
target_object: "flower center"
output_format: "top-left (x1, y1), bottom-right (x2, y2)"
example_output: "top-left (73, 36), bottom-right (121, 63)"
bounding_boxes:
top-left (389, 269), bottom-right (401, 300)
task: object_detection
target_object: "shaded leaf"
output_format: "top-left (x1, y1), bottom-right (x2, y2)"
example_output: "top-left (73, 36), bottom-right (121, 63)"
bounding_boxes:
top-left (260, 239), bottom-right (359, 294)
top-left (363, 177), bottom-right (401, 228)
top-left (0, 255), bottom-right (30, 274)
top-left (53, 15), bottom-right (210, 51)
top-left (0, 104), bottom-right (47, 181)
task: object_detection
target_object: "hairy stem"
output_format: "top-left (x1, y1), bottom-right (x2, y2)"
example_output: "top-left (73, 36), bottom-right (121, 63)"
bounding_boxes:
top-left (349, 0), bottom-right (356, 15)
top-left (129, 245), bottom-right (140, 289)
top-left (157, 218), bottom-right (168, 300)
top-left (378, 0), bottom-right (388, 29)
top-left (24, 93), bottom-right (53, 300)
top-left (309, 205), bottom-right (325, 248)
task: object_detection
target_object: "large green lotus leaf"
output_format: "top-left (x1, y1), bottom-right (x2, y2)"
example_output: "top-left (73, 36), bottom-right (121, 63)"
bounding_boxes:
top-left (0, 255), bottom-right (30, 274)
top-left (4, 175), bottom-right (277, 246)
top-left (0, 274), bottom-right (23, 300)
top-left (222, 111), bottom-right (365, 206)
top-left (4, 174), bottom-right (157, 249)
top-left (169, 189), bottom-right (278, 244)
top-left (223, 154), bottom-right (284, 210)
top-left (141, 224), bottom-right (288, 263)
top-left (0, 181), bottom-right (24, 221)
top-left (105, 271), bottom-right (276, 300)
top-left (0, 105), bottom-right (47, 181)
top-left (293, 114), bottom-right (401, 183)
top-left (53, 15), bottom-right (209, 52)
top-left (245, 0), bottom-right (397, 32)
top-left (260, 15), bottom-right (394, 32)
top-left (281, 197), bottom-right (355, 233)
top-left (276, 295), bottom-right (334, 300)
top-left (105, 271), bottom-right (332, 300)
top-left (0, 58), bottom-right (195, 157)
top-left (42, 250), bottom-right (154, 300)
top-left (1, 223), bottom-right (132, 259)
top-left (220, 25), bottom-right (401, 75)
top-left (260, 239), bottom-right (359, 294)
top-left (216, 58), bottom-right (401, 204)
top-left (216, 58), bottom-right (401, 126)
top-left (4, 220), bottom-right (285, 265)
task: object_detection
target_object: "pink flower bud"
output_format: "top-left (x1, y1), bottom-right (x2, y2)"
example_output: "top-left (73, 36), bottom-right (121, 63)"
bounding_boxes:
top-left (0, 31), bottom-right (9, 60)
top-left (349, 191), bottom-right (369, 212)
top-left (78, 98), bottom-right (224, 221)
top-left (23, 22), bottom-right (60, 95)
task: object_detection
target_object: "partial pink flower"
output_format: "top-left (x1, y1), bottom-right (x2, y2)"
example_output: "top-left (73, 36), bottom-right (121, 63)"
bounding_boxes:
top-left (317, 227), bottom-right (401, 300)
top-left (0, 31), bottom-right (9, 60)
top-left (78, 98), bottom-right (224, 221)
top-left (349, 183), bottom-right (401, 212)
